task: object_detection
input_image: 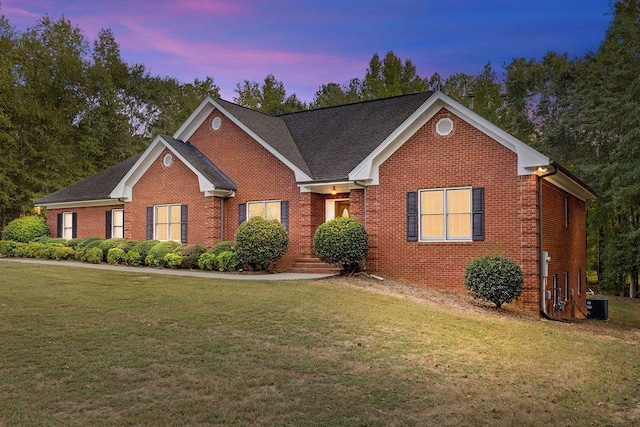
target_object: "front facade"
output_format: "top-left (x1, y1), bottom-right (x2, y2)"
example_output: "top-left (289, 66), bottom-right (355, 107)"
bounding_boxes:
top-left (36, 91), bottom-right (596, 319)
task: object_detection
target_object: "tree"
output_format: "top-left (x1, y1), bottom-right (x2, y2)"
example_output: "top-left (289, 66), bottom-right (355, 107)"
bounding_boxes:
top-left (234, 74), bottom-right (305, 115)
top-left (360, 51), bottom-right (430, 100)
top-left (310, 80), bottom-right (361, 109)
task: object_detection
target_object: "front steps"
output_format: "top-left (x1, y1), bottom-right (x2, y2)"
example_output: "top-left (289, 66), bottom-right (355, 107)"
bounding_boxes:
top-left (288, 257), bottom-right (342, 275)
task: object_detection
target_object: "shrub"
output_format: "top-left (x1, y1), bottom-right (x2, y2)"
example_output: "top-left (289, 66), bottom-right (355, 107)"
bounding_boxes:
top-left (464, 255), bottom-right (524, 309)
top-left (0, 240), bottom-right (18, 257)
top-left (116, 240), bottom-right (138, 253)
top-left (2, 216), bottom-right (48, 243)
top-left (131, 240), bottom-right (160, 260)
top-left (43, 243), bottom-right (65, 259)
top-left (178, 244), bottom-right (206, 269)
top-left (84, 238), bottom-right (104, 250)
top-left (68, 237), bottom-right (101, 250)
top-left (145, 241), bottom-right (182, 267)
top-left (208, 241), bottom-right (236, 256)
top-left (235, 217), bottom-right (288, 271)
top-left (217, 251), bottom-right (239, 272)
top-left (313, 217), bottom-right (368, 273)
top-left (23, 242), bottom-right (47, 258)
top-left (125, 251), bottom-right (142, 267)
top-left (107, 248), bottom-right (126, 265)
top-left (164, 253), bottom-right (183, 269)
top-left (82, 247), bottom-right (103, 264)
top-left (51, 245), bottom-right (75, 260)
top-left (198, 253), bottom-right (218, 271)
top-left (99, 238), bottom-right (128, 260)
top-left (13, 243), bottom-right (27, 257)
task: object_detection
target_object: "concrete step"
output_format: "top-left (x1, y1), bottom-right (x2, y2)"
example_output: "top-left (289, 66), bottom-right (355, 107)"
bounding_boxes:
top-left (288, 266), bottom-right (342, 274)
top-left (289, 257), bottom-right (341, 275)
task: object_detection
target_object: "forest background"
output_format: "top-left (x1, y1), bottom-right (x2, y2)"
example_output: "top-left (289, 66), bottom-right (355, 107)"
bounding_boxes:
top-left (1, 1), bottom-right (639, 296)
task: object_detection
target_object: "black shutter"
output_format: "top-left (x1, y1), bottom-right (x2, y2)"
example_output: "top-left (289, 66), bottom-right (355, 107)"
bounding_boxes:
top-left (146, 207), bottom-right (153, 240)
top-left (407, 191), bottom-right (418, 241)
top-left (472, 187), bottom-right (484, 241)
top-left (238, 203), bottom-right (246, 225)
top-left (71, 212), bottom-right (78, 239)
top-left (105, 211), bottom-right (112, 239)
top-left (280, 201), bottom-right (289, 231)
top-left (180, 205), bottom-right (188, 243)
top-left (56, 213), bottom-right (63, 238)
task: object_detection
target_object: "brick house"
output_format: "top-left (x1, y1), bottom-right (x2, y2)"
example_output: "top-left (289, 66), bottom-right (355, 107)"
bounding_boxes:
top-left (35, 91), bottom-right (596, 319)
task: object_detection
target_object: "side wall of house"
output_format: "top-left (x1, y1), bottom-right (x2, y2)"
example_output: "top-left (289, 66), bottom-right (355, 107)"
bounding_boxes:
top-left (187, 112), bottom-right (307, 268)
top-left (541, 180), bottom-right (588, 319)
top-left (127, 148), bottom-right (220, 246)
top-left (46, 204), bottom-right (125, 239)
top-left (367, 108), bottom-right (541, 313)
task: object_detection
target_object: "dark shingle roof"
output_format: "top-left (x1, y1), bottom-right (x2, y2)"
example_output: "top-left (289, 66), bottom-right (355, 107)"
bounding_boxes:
top-left (280, 92), bottom-right (435, 180)
top-left (162, 136), bottom-right (237, 191)
top-left (34, 154), bottom-right (142, 205)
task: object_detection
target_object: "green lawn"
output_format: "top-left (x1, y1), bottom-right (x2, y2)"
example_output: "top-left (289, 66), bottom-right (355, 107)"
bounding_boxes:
top-left (1, 261), bottom-right (639, 426)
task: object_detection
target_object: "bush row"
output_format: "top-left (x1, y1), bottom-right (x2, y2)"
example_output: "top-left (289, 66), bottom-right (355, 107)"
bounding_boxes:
top-left (0, 238), bottom-right (242, 272)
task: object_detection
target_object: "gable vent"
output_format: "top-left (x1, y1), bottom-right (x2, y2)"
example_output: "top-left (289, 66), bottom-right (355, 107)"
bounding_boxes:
top-left (212, 116), bottom-right (222, 130)
top-left (436, 118), bottom-right (453, 136)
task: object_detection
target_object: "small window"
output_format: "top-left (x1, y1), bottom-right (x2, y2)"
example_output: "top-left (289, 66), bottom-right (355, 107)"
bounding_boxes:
top-left (577, 268), bottom-right (582, 295)
top-left (112, 209), bottom-right (124, 239)
top-left (247, 201), bottom-right (282, 222)
top-left (419, 188), bottom-right (471, 241)
top-left (63, 212), bottom-right (74, 240)
top-left (155, 204), bottom-right (182, 242)
top-left (553, 273), bottom-right (559, 304)
top-left (564, 271), bottom-right (569, 301)
top-left (565, 197), bottom-right (569, 228)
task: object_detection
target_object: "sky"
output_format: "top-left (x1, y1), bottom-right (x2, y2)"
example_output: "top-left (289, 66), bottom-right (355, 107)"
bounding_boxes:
top-left (2, 0), bottom-right (612, 103)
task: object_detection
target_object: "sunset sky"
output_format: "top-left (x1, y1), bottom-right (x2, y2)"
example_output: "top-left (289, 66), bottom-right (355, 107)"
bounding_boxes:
top-left (2, 0), bottom-right (612, 102)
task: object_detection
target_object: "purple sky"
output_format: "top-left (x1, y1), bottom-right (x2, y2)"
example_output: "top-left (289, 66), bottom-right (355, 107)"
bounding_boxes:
top-left (2, 0), bottom-right (611, 103)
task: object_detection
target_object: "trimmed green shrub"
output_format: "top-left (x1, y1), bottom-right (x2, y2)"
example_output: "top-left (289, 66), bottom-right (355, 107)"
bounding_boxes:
top-left (235, 217), bottom-right (288, 271)
top-left (145, 241), bottom-right (182, 267)
top-left (107, 248), bottom-right (126, 265)
top-left (208, 241), bottom-right (236, 256)
top-left (116, 240), bottom-right (138, 252)
top-left (131, 240), bottom-right (160, 260)
top-left (125, 251), bottom-right (142, 267)
top-left (198, 253), bottom-right (218, 271)
top-left (82, 247), bottom-right (103, 264)
top-left (99, 238), bottom-right (128, 260)
top-left (464, 255), bottom-right (524, 308)
top-left (0, 240), bottom-right (18, 257)
top-left (51, 245), bottom-right (75, 260)
top-left (313, 217), bottom-right (368, 273)
top-left (165, 253), bottom-right (183, 269)
top-left (84, 238), bottom-right (104, 250)
top-left (217, 251), bottom-right (239, 272)
top-left (2, 216), bottom-right (48, 243)
top-left (43, 243), bottom-right (65, 259)
top-left (177, 244), bottom-right (207, 269)
top-left (23, 242), bottom-right (47, 258)
top-left (68, 237), bottom-right (101, 250)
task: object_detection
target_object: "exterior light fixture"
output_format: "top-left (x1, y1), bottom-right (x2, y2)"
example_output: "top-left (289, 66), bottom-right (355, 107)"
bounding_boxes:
top-left (331, 186), bottom-right (337, 195)
top-left (537, 166), bottom-right (548, 173)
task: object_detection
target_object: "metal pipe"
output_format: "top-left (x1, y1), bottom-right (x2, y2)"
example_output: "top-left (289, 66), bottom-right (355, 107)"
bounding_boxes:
top-left (353, 180), bottom-right (367, 228)
top-left (537, 164), bottom-right (558, 319)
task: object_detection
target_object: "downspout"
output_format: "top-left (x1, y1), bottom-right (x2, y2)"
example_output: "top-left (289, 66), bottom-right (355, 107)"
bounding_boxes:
top-left (537, 163), bottom-right (558, 319)
top-left (353, 180), bottom-right (367, 228)
top-left (220, 190), bottom-right (234, 242)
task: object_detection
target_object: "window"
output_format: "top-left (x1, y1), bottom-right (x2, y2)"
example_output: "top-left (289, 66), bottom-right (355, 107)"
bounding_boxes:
top-left (565, 197), bottom-right (569, 228)
top-left (112, 209), bottom-right (124, 239)
top-left (419, 188), bottom-right (471, 241)
top-left (564, 271), bottom-right (569, 301)
top-left (578, 268), bottom-right (582, 295)
top-left (155, 205), bottom-right (182, 242)
top-left (62, 212), bottom-right (74, 240)
top-left (247, 201), bottom-right (282, 222)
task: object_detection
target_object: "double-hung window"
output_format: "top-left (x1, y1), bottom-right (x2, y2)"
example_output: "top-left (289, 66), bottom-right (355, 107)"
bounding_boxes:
top-left (62, 212), bottom-right (74, 240)
top-left (155, 204), bottom-right (182, 242)
top-left (247, 201), bottom-right (282, 222)
top-left (419, 188), bottom-right (472, 241)
top-left (112, 209), bottom-right (124, 239)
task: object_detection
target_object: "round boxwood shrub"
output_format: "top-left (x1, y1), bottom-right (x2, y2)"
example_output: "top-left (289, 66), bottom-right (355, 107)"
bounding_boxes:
top-left (208, 241), bottom-right (236, 256)
top-left (51, 245), bottom-right (75, 260)
top-left (177, 244), bottom-right (206, 269)
top-left (145, 241), bottom-right (183, 267)
top-left (131, 240), bottom-right (160, 260)
top-left (2, 216), bottom-right (48, 243)
top-left (99, 238), bottom-right (128, 260)
top-left (235, 217), bottom-right (288, 271)
top-left (464, 255), bottom-right (524, 308)
top-left (107, 247), bottom-right (126, 265)
top-left (313, 217), bottom-right (368, 273)
top-left (125, 250), bottom-right (142, 267)
top-left (198, 252), bottom-right (218, 271)
top-left (217, 250), bottom-right (240, 272)
top-left (164, 253), bottom-right (183, 269)
top-left (0, 240), bottom-right (18, 257)
top-left (82, 247), bottom-right (103, 264)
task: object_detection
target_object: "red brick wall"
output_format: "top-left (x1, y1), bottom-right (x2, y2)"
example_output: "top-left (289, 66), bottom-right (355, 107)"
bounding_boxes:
top-left (46, 205), bottom-right (124, 239)
top-left (369, 108), bottom-right (542, 314)
top-left (127, 148), bottom-right (220, 246)
top-left (541, 180), bottom-right (587, 319)
top-left (187, 112), bottom-right (307, 268)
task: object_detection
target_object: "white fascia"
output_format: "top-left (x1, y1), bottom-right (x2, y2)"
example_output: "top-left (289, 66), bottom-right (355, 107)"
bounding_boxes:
top-left (348, 91), bottom-right (550, 184)
top-left (173, 96), bottom-right (312, 182)
top-left (109, 135), bottom-right (225, 201)
top-left (34, 199), bottom-right (121, 209)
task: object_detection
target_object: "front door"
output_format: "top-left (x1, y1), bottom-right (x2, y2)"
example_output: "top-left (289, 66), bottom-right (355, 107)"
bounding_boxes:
top-left (335, 200), bottom-right (350, 218)
top-left (325, 199), bottom-right (350, 221)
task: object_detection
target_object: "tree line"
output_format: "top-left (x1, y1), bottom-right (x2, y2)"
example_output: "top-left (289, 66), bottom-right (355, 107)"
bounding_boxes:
top-left (1, 1), bottom-right (639, 295)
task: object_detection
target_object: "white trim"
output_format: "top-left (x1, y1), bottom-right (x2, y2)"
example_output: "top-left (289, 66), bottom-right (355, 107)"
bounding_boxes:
top-left (110, 135), bottom-right (226, 201)
top-left (154, 204), bottom-right (182, 242)
top-left (62, 211), bottom-right (74, 240)
top-left (35, 199), bottom-right (121, 209)
top-left (173, 96), bottom-right (312, 182)
top-left (348, 91), bottom-right (551, 185)
top-left (111, 208), bottom-right (124, 239)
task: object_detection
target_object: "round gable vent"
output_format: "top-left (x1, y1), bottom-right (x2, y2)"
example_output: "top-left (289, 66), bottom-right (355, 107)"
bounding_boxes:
top-left (212, 116), bottom-right (222, 130)
top-left (163, 153), bottom-right (173, 167)
top-left (436, 118), bottom-right (454, 136)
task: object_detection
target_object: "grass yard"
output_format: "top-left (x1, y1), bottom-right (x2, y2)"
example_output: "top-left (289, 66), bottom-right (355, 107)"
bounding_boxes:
top-left (0, 261), bottom-right (639, 426)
